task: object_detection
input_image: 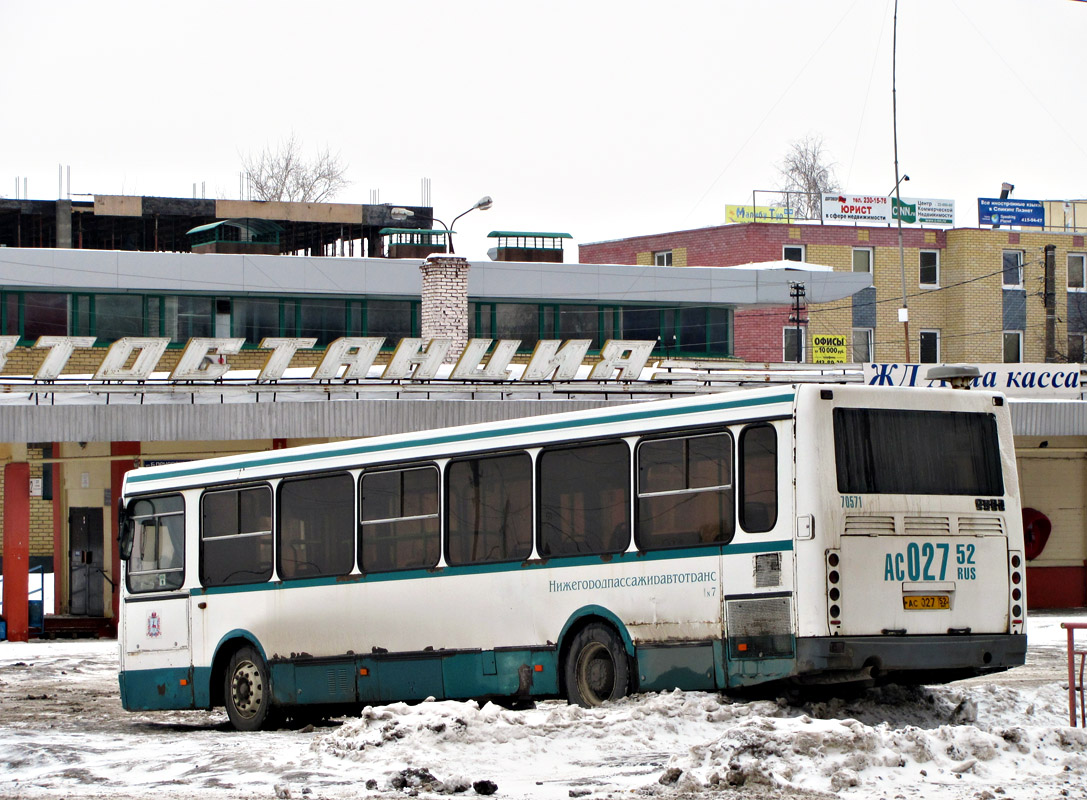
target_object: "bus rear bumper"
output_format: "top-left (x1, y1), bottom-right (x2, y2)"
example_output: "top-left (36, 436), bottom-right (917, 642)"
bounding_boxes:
top-left (795, 633), bottom-right (1027, 683)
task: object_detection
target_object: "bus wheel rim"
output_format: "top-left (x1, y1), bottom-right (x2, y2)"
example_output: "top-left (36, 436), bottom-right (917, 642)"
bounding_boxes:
top-left (231, 660), bottom-right (263, 718)
top-left (576, 641), bottom-right (614, 705)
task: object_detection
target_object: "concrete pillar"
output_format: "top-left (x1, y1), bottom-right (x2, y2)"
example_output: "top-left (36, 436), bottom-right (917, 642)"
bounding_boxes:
top-left (56, 199), bottom-right (72, 248)
top-left (3, 462), bottom-right (31, 642)
top-left (420, 255), bottom-right (470, 363)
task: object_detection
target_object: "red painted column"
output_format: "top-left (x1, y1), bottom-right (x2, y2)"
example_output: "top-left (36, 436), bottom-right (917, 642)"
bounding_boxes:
top-left (3, 462), bottom-right (31, 642)
top-left (51, 442), bottom-right (63, 615)
top-left (110, 442), bottom-right (141, 630)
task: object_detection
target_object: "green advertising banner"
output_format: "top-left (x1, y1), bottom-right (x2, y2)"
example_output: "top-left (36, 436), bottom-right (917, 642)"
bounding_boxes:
top-left (890, 196), bottom-right (955, 226)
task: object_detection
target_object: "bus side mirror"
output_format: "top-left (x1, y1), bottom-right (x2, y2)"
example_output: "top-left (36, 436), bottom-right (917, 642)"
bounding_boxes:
top-left (118, 502), bottom-right (134, 561)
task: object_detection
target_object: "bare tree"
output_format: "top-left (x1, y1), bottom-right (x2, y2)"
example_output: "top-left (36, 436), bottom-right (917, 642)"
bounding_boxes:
top-left (242, 133), bottom-right (350, 203)
top-left (776, 134), bottom-right (841, 220)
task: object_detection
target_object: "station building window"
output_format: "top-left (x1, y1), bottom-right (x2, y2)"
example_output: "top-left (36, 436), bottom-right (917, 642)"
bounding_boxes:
top-left (919, 251), bottom-right (939, 287)
top-left (1002, 251), bottom-right (1024, 288)
top-left (1069, 254), bottom-right (1086, 291)
top-left (783, 327), bottom-right (805, 362)
top-left (365, 299), bottom-right (415, 343)
top-left (1068, 333), bottom-right (1085, 362)
top-left (852, 248), bottom-right (873, 273)
top-left (919, 330), bottom-right (940, 363)
top-left (23, 292), bottom-right (68, 338)
top-left (0, 289), bottom-right (731, 358)
top-left (170, 296), bottom-right (215, 340)
top-left (1003, 331), bottom-right (1022, 363)
top-left (852, 328), bottom-right (873, 363)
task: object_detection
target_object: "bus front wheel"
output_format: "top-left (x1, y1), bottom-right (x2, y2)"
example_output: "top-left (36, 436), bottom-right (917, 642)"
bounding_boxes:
top-left (565, 623), bottom-right (630, 707)
top-left (225, 645), bottom-right (272, 731)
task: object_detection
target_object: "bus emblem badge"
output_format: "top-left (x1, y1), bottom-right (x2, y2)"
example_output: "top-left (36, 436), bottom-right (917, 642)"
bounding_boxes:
top-left (147, 612), bottom-right (161, 638)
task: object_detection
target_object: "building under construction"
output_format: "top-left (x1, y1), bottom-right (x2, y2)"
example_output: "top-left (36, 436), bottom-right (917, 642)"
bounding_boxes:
top-left (0, 194), bottom-right (433, 257)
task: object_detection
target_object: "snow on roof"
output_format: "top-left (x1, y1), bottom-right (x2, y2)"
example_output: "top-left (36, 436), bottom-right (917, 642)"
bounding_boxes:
top-left (738, 258), bottom-right (834, 272)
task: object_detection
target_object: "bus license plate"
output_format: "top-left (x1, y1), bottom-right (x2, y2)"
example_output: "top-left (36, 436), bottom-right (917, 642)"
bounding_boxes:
top-left (903, 595), bottom-right (951, 611)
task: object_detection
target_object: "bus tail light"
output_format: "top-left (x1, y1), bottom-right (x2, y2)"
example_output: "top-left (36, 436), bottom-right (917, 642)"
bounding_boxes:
top-left (826, 549), bottom-right (842, 631)
top-left (1008, 550), bottom-right (1025, 631)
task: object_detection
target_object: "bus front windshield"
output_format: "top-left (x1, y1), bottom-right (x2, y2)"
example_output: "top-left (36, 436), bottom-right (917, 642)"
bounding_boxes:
top-left (126, 495), bottom-right (185, 593)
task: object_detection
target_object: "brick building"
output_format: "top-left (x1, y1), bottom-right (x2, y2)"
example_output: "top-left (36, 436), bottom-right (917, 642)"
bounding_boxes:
top-left (580, 222), bottom-right (1087, 366)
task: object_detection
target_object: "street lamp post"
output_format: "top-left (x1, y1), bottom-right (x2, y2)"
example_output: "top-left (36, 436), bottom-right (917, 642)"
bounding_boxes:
top-left (390, 196), bottom-right (492, 255)
top-left (432, 196), bottom-right (494, 254)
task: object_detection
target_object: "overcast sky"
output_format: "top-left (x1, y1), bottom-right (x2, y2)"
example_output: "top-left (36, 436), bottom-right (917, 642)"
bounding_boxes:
top-left (2, 0), bottom-right (1084, 260)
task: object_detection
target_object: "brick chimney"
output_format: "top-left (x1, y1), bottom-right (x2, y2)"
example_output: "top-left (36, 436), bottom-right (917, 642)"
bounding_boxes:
top-left (420, 255), bottom-right (470, 362)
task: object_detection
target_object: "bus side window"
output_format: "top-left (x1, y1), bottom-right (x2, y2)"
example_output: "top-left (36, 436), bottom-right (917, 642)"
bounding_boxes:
top-left (740, 424), bottom-right (778, 533)
top-left (359, 465), bottom-right (440, 572)
top-left (201, 486), bottom-right (274, 587)
top-left (446, 452), bottom-right (532, 566)
top-left (278, 472), bottom-right (354, 580)
top-left (538, 440), bottom-right (630, 558)
top-left (636, 431), bottom-right (734, 550)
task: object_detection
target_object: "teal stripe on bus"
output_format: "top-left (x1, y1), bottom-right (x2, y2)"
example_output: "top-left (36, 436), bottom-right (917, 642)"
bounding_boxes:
top-left (192, 539), bottom-right (794, 597)
top-left (128, 391), bottom-right (795, 485)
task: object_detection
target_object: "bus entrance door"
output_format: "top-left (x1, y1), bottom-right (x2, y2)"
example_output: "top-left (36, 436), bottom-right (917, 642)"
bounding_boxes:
top-left (120, 595), bottom-right (193, 710)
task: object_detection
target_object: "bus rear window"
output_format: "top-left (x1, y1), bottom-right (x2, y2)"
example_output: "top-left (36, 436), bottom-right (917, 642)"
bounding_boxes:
top-left (834, 408), bottom-right (1003, 496)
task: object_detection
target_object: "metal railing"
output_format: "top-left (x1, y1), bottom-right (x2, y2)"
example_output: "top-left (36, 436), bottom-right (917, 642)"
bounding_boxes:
top-left (1062, 622), bottom-right (1087, 727)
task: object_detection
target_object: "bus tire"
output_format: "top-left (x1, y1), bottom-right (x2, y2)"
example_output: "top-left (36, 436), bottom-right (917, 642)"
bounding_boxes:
top-left (224, 645), bottom-right (273, 731)
top-left (564, 623), bottom-right (630, 707)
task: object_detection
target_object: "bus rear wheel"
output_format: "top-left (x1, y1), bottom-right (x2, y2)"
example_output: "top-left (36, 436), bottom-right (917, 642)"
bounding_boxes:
top-left (225, 645), bottom-right (273, 731)
top-left (565, 623), bottom-right (630, 707)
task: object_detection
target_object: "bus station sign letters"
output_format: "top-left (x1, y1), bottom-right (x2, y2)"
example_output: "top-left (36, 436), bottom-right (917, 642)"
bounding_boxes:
top-left (865, 362), bottom-right (1084, 398)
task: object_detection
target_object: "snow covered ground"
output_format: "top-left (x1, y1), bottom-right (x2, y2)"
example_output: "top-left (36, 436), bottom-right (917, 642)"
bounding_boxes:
top-left (1, 610), bottom-right (1085, 800)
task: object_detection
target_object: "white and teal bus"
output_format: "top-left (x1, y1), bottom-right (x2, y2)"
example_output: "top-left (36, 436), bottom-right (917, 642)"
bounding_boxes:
top-left (118, 383), bottom-right (1026, 730)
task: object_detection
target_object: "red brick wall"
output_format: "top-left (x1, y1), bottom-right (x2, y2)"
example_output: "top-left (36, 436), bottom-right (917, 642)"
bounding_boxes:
top-left (579, 223), bottom-right (944, 268)
top-left (579, 223), bottom-right (947, 362)
top-left (734, 307), bottom-right (791, 362)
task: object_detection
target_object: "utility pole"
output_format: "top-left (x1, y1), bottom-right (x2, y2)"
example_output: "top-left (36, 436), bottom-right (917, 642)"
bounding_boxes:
top-left (892, 0), bottom-right (910, 362)
top-left (1045, 244), bottom-right (1056, 362)
top-left (789, 282), bottom-right (807, 363)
